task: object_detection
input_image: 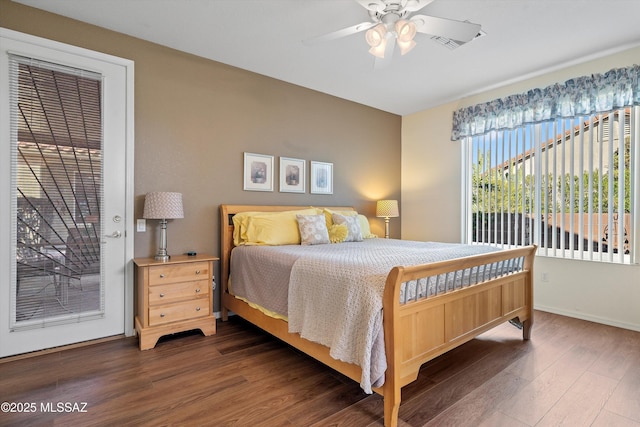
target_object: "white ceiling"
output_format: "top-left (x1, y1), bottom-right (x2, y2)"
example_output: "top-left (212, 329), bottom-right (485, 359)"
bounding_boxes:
top-left (14, 0), bottom-right (640, 116)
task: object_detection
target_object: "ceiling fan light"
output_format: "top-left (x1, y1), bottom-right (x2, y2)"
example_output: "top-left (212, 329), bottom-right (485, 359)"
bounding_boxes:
top-left (365, 23), bottom-right (387, 47)
top-left (368, 38), bottom-right (387, 58)
top-left (395, 19), bottom-right (416, 43)
top-left (398, 39), bottom-right (416, 55)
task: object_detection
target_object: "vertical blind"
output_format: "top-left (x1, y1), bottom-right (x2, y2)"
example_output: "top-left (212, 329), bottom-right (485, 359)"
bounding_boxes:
top-left (467, 107), bottom-right (636, 264)
top-left (10, 54), bottom-right (105, 329)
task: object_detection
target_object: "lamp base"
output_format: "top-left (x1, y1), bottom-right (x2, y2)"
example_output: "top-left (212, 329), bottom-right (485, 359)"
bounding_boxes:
top-left (154, 218), bottom-right (170, 262)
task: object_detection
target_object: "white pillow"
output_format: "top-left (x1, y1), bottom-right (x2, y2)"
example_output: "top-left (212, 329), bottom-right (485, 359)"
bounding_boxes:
top-left (332, 213), bottom-right (363, 242)
top-left (296, 214), bottom-right (330, 245)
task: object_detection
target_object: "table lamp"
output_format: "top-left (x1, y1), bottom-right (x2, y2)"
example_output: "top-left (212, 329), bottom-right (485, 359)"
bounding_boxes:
top-left (143, 192), bottom-right (184, 261)
top-left (376, 199), bottom-right (399, 239)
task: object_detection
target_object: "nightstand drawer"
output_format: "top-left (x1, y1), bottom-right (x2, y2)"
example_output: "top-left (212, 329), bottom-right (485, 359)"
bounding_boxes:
top-left (148, 279), bottom-right (210, 305)
top-left (148, 261), bottom-right (209, 285)
top-left (149, 299), bottom-right (209, 326)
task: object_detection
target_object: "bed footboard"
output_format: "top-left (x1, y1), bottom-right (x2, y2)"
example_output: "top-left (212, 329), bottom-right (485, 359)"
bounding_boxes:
top-left (380, 245), bottom-right (536, 426)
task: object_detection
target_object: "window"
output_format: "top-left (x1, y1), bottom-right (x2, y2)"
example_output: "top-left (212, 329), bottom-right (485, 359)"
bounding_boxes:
top-left (463, 108), bottom-right (637, 264)
top-left (454, 65), bottom-right (639, 265)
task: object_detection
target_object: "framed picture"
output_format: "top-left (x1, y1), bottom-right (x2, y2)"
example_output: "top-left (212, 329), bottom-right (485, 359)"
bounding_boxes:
top-left (310, 161), bottom-right (333, 194)
top-left (279, 157), bottom-right (306, 193)
top-left (243, 152), bottom-right (274, 191)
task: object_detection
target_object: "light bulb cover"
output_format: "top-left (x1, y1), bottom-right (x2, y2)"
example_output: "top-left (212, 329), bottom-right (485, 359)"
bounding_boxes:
top-left (395, 19), bottom-right (417, 42)
top-left (368, 38), bottom-right (387, 58)
top-left (398, 39), bottom-right (416, 55)
top-left (366, 23), bottom-right (387, 47)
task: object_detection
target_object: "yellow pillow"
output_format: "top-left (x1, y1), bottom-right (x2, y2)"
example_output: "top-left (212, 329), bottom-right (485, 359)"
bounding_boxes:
top-left (232, 209), bottom-right (297, 245)
top-left (233, 208), bottom-right (318, 246)
top-left (232, 211), bottom-right (266, 246)
top-left (328, 224), bottom-right (349, 243)
top-left (232, 212), bottom-right (251, 246)
top-left (323, 208), bottom-right (357, 229)
top-left (357, 214), bottom-right (377, 239)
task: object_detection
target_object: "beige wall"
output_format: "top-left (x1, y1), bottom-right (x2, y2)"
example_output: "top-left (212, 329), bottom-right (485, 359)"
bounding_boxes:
top-left (402, 102), bottom-right (463, 243)
top-left (0, 1), bottom-right (402, 275)
top-left (402, 45), bottom-right (640, 331)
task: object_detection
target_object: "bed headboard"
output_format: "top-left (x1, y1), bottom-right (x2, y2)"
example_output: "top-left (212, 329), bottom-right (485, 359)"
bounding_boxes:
top-left (219, 204), bottom-right (355, 295)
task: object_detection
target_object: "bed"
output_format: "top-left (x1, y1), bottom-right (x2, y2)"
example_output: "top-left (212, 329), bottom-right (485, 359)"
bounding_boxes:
top-left (220, 204), bottom-right (536, 427)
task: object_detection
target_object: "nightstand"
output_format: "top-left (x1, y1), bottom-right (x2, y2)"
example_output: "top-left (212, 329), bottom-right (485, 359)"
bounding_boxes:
top-left (133, 254), bottom-right (218, 350)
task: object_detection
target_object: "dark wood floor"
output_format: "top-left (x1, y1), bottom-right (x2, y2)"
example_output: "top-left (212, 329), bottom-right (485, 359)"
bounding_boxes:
top-left (1, 310), bottom-right (639, 427)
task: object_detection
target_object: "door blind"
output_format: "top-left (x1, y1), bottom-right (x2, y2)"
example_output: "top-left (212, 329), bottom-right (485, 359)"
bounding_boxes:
top-left (9, 54), bottom-right (105, 329)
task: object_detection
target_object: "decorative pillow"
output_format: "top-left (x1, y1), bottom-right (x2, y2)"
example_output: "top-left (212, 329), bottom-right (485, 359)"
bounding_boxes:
top-left (232, 208), bottom-right (318, 246)
top-left (357, 214), bottom-right (377, 239)
top-left (323, 208), bottom-right (358, 229)
top-left (296, 214), bottom-right (330, 245)
top-left (332, 213), bottom-right (363, 242)
top-left (328, 224), bottom-right (349, 243)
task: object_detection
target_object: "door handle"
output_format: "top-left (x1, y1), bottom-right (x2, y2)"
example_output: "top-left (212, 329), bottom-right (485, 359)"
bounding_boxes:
top-left (105, 230), bottom-right (122, 238)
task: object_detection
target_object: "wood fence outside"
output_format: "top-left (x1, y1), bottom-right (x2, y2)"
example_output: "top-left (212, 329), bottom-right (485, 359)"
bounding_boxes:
top-left (473, 213), bottom-right (631, 254)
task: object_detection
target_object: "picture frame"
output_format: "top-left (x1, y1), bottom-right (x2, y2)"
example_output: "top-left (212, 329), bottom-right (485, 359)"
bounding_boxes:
top-left (243, 152), bottom-right (274, 192)
top-left (279, 157), bottom-right (306, 193)
top-left (310, 161), bottom-right (333, 194)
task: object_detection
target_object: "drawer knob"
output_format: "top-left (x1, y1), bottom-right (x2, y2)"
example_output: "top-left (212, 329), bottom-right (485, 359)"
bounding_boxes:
top-left (196, 307), bottom-right (201, 311)
top-left (159, 274), bottom-right (165, 278)
top-left (160, 313), bottom-right (165, 318)
top-left (195, 270), bottom-right (201, 275)
top-left (159, 293), bottom-right (165, 298)
top-left (195, 288), bottom-right (201, 293)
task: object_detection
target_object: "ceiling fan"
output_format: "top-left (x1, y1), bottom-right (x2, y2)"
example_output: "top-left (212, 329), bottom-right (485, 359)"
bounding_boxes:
top-left (306, 0), bottom-right (483, 63)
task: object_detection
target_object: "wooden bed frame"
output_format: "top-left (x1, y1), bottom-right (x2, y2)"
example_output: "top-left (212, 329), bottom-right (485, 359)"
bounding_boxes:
top-left (220, 204), bottom-right (536, 427)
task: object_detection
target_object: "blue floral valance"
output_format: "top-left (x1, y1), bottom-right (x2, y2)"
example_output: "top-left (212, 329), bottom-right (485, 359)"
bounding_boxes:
top-left (451, 64), bottom-right (640, 140)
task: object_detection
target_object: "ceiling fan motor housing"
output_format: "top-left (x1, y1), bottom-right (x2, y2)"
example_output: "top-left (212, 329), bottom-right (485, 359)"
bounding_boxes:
top-left (368, 1), bottom-right (408, 26)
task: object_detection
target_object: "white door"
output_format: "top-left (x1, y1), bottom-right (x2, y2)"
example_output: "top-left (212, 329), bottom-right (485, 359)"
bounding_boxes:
top-left (0, 29), bottom-right (134, 357)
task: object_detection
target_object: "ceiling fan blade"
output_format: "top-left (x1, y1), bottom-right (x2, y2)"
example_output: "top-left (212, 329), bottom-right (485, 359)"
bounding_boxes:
top-left (304, 21), bottom-right (376, 45)
top-left (411, 14), bottom-right (481, 43)
top-left (354, 0), bottom-right (387, 13)
top-left (402, 0), bottom-right (435, 12)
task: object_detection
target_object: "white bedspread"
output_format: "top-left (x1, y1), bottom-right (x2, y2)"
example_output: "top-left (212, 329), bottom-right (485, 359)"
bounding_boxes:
top-left (286, 239), bottom-right (501, 393)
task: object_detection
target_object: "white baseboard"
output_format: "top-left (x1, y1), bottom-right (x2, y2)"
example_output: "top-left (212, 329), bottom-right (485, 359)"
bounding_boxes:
top-left (534, 304), bottom-right (640, 332)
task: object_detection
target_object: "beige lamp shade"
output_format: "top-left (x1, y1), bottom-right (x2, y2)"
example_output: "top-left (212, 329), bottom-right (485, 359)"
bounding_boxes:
top-left (376, 199), bottom-right (399, 218)
top-left (143, 192), bottom-right (184, 219)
